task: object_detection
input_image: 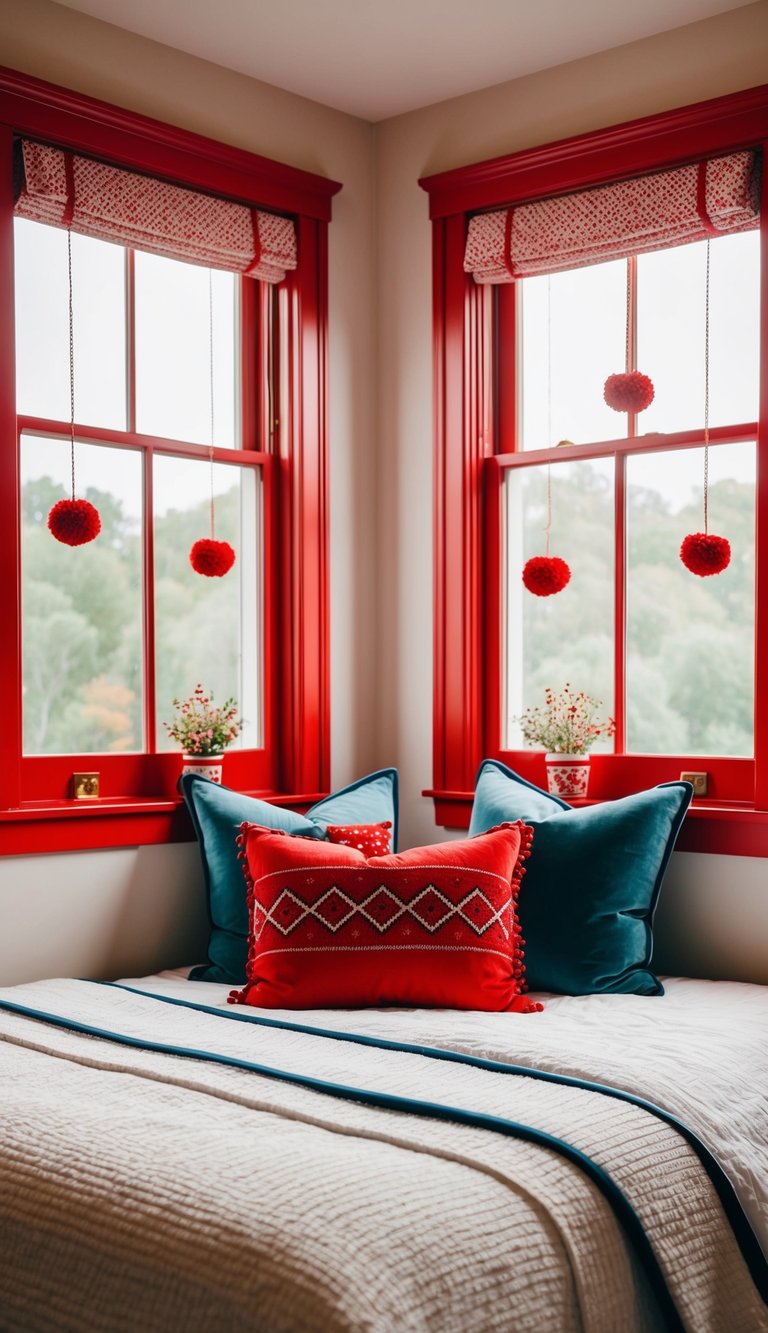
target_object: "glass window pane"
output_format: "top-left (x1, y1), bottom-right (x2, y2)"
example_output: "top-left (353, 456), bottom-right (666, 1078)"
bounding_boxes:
top-left (504, 457), bottom-right (614, 747)
top-left (637, 232), bottom-right (759, 435)
top-left (626, 442), bottom-right (754, 755)
top-left (21, 434), bottom-right (143, 754)
top-left (153, 455), bottom-right (261, 750)
top-left (14, 219), bottom-right (127, 430)
top-left (135, 254), bottom-right (237, 448)
top-left (519, 261), bottom-right (627, 449)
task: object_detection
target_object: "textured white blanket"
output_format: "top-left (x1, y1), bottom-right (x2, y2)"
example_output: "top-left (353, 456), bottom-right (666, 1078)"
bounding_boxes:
top-left (0, 976), bottom-right (765, 1333)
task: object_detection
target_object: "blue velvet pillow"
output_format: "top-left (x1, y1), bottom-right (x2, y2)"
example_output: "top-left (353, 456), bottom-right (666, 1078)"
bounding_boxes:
top-left (183, 769), bottom-right (399, 984)
top-left (469, 761), bottom-right (692, 996)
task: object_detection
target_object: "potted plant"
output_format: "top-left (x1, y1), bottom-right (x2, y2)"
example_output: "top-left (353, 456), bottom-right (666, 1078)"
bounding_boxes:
top-left (516, 684), bottom-right (615, 798)
top-left (164, 684), bottom-right (241, 784)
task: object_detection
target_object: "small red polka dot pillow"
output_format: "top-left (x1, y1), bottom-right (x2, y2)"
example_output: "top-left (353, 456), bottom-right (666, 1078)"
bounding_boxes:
top-left (325, 821), bottom-right (392, 857)
top-left (228, 821), bottom-right (541, 1012)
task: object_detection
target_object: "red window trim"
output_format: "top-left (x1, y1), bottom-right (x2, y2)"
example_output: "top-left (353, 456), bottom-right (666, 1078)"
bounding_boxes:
top-left (420, 82), bottom-right (768, 857)
top-left (0, 66), bottom-right (340, 855)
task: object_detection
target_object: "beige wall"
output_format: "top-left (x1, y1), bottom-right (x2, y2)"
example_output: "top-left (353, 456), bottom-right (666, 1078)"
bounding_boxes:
top-left (1, 0), bottom-right (767, 983)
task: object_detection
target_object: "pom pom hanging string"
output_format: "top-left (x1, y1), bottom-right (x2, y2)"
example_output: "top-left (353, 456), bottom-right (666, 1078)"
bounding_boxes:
top-left (47, 214), bottom-right (101, 547)
top-left (680, 239), bottom-right (731, 577)
top-left (603, 257), bottom-right (654, 414)
top-left (523, 275), bottom-right (571, 597)
top-left (189, 271), bottom-right (235, 578)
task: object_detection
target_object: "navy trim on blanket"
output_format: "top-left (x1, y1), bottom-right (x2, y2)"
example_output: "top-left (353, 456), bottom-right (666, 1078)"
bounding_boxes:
top-left (0, 992), bottom-right (686, 1331)
top-left (103, 979), bottom-right (768, 1301)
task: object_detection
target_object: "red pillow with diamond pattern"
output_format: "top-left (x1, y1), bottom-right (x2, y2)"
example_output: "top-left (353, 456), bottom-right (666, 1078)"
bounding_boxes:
top-left (325, 821), bottom-right (392, 857)
top-left (228, 821), bottom-right (541, 1012)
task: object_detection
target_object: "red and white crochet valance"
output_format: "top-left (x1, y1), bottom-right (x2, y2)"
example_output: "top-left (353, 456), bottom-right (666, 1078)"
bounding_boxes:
top-left (14, 140), bottom-right (297, 283)
top-left (464, 150), bottom-right (761, 283)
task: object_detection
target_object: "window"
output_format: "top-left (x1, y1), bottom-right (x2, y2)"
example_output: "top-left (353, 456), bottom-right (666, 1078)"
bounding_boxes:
top-left (17, 227), bottom-right (262, 762)
top-left (502, 235), bottom-right (759, 774)
top-left (0, 69), bottom-right (340, 853)
top-left (421, 83), bottom-right (768, 851)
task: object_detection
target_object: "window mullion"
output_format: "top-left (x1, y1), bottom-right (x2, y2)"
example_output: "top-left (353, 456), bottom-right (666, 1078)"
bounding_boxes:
top-left (626, 255), bottom-right (638, 440)
top-left (753, 149), bottom-right (768, 808)
top-left (613, 453), bottom-right (627, 754)
top-left (142, 444), bottom-right (157, 758)
top-left (126, 249), bottom-right (136, 434)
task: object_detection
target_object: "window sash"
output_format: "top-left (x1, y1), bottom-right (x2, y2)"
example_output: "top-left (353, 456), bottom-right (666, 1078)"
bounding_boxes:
top-left (495, 424), bottom-right (757, 792)
top-left (17, 415), bottom-right (271, 795)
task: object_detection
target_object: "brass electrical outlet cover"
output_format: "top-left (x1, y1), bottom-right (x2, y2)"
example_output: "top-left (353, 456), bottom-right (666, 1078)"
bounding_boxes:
top-left (73, 772), bottom-right (100, 800)
top-left (680, 771), bottom-right (707, 798)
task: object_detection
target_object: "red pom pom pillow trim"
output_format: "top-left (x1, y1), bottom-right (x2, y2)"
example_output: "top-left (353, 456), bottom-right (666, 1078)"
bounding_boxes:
top-left (229, 822), bottom-right (541, 1013)
top-left (325, 821), bottom-right (392, 857)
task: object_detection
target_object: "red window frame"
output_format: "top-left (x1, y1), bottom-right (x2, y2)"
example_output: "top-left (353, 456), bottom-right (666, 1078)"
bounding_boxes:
top-left (420, 83), bottom-right (768, 856)
top-left (0, 66), bottom-right (341, 854)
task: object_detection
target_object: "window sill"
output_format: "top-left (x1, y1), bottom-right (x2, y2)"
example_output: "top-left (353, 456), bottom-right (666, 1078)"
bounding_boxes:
top-left (0, 790), bottom-right (328, 856)
top-left (425, 790), bottom-right (768, 858)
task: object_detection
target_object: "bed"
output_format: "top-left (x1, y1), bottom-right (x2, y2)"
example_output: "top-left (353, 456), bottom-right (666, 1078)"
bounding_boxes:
top-left (0, 968), bottom-right (766, 1331)
top-left (2, 767), bottom-right (767, 1329)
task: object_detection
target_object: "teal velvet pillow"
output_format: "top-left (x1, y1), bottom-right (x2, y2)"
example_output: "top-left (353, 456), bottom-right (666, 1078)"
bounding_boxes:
top-left (183, 769), bottom-right (399, 984)
top-left (469, 761), bottom-right (692, 996)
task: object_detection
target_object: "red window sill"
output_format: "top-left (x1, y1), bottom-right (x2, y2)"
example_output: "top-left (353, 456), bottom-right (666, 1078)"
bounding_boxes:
top-left (0, 791), bottom-right (328, 856)
top-left (425, 790), bottom-right (768, 858)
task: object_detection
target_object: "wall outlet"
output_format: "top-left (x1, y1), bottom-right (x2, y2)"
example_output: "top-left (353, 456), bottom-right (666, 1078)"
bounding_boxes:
top-left (680, 771), bottom-right (707, 797)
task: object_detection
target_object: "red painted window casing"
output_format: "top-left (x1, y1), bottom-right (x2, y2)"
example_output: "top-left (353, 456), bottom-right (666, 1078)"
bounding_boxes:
top-left (420, 83), bottom-right (768, 856)
top-left (0, 66), bottom-right (340, 855)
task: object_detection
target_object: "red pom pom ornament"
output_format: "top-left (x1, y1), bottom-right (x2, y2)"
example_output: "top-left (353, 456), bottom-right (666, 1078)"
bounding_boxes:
top-left (189, 538), bottom-right (236, 577)
top-left (680, 532), bottom-right (731, 577)
top-left (522, 555), bottom-right (571, 597)
top-left (47, 498), bottom-right (101, 547)
top-left (603, 371), bottom-right (655, 413)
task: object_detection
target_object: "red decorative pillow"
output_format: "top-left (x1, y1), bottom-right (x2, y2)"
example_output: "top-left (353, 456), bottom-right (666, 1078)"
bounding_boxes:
top-left (325, 821), bottom-right (392, 857)
top-left (228, 822), bottom-right (541, 1013)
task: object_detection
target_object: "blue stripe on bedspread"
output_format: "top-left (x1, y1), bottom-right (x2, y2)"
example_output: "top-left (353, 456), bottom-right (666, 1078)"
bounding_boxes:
top-left (101, 979), bottom-right (768, 1302)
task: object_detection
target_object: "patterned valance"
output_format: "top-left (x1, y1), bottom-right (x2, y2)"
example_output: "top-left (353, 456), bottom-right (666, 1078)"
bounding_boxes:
top-left (464, 150), bottom-right (761, 283)
top-left (14, 140), bottom-right (297, 283)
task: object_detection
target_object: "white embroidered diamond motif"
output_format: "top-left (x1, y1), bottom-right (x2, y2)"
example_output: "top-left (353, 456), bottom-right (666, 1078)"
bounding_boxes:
top-left (312, 887), bottom-right (358, 933)
top-left (408, 885), bottom-right (455, 933)
top-left (359, 886), bottom-right (407, 934)
top-left (252, 875), bottom-right (513, 939)
top-left (457, 888), bottom-right (509, 939)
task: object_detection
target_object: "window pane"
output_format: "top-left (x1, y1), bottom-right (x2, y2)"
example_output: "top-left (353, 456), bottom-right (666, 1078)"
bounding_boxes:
top-left (21, 434), bottom-right (143, 754)
top-left (135, 254), bottom-right (238, 447)
top-left (519, 261), bottom-right (627, 449)
top-left (626, 442), bottom-right (754, 755)
top-left (153, 455), bottom-right (261, 750)
top-left (504, 457), bottom-right (614, 746)
top-left (637, 232), bottom-right (759, 435)
top-left (14, 219), bottom-right (127, 430)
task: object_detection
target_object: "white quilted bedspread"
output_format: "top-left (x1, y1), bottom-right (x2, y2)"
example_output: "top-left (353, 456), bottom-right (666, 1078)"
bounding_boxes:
top-left (0, 974), bottom-right (765, 1333)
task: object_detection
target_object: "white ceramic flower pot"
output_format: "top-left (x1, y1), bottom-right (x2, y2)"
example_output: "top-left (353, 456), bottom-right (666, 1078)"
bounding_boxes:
top-left (544, 752), bottom-right (590, 799)
top-left (181, 753), bottom-right (224, 784)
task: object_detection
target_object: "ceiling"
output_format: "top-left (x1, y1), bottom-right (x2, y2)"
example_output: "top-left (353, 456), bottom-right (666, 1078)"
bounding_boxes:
top-left (55, 0), bottom-right (753, 122)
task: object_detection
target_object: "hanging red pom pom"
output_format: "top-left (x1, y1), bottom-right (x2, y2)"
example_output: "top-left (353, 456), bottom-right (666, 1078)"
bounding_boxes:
top-left (603, 371), bottom-right (655, 413)
top-left (47, 498), bottom-right (101, 547)
top-left (680, 532), bottom-right (731, 577)
top-left (189, 538), bottom-right (236, 577)
top-left (522, 555), bottom-right (571, 597)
